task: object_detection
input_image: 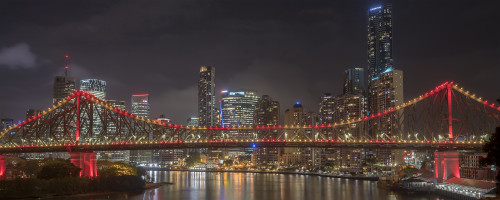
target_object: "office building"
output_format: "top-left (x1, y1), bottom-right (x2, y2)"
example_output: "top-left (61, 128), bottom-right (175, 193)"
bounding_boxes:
top-left (367, 4), bottom-right (393, 83)
top-left (53, 76), bottom-right (75, 105)
top-left (198, 66), bottom-right (217, 127)
top-left (344, 68), bottom-right (366, 95)
top-left (253, 95), bottom-right (280, 169)
top-left (220, 90), bottom-right (259, 129)
top-left (130, 94), bottom-right (152, 164)
top-left (319, 93), bottom-right (335, 125)
top-left (98, 100), bottom-right (129, 162)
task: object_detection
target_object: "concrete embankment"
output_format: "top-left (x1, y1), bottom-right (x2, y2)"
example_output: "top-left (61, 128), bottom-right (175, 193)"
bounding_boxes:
top-left (146, 169), bottom-right (379, 181)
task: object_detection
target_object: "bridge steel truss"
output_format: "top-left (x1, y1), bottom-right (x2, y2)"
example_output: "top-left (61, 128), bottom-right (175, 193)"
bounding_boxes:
top-left (0, 82), bottom-right (499, 154)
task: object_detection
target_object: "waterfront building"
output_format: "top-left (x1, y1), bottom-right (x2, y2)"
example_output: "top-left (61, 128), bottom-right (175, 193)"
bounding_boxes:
top-left (459, 152), bottom-right (498, 181)
top-left (153, 115), bottom-right (185, 165)
top-left (98, 100), bottom-right (129, 162)
top-left (367, 4), bottom-right (393, 83)
top-left (198, 66), bottom-right (217, 127)
top-left (253, 95), bottom-right (280, 169)
top-left (130, 94), bottom-right (152, 164)
top-left (283, 102), bottom-right (319, 168)
top-left (368, 69), bottom-right (403, 139)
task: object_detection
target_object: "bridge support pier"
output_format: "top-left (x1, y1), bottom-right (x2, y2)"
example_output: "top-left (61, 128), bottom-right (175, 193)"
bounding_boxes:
top-left (0, 155), bottom-right (5, 180)
top-left (70, 152), bottom-right (97, 178)
top-left (434, 151), bottom-right (460, 183)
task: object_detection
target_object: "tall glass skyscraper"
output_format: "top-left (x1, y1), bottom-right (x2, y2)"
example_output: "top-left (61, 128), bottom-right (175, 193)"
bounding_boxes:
top-left (343, 68), bottom-right (365, 95)
top-left (131, 94), bottom-right (152, 164)
top-left (220, 90), bottom-right (259, 129)
top-left (198, 66), bottom-right (216, 127)
top-left (367, 4), bottom-right (393, 83)
top-left (80, 79), bottom-right (106, 142)
top-left (53, 76), bottom-right (75, 105)
top-left (80, 79), bottom-right (106, 100)
top-left (131, 94), bottom-right (151, 119)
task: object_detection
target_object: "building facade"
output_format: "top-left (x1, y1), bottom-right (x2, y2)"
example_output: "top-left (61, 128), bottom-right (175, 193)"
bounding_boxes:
top-left (344, 68), bottom-right (366, 95)
top-left (253, 95), bottom-right (280, 169)
top-left (367, 4), bottom-right (393, 83)
top-left (130, 94), bottom-right (152, 164)
top-left (198, 66), bottom-right (216, 127)
top-left (52, 76), bottom-right (75, 105)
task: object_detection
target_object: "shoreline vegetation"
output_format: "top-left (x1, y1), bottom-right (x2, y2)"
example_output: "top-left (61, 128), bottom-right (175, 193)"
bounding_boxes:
top-left (0, 158), bottom-right (149, 199)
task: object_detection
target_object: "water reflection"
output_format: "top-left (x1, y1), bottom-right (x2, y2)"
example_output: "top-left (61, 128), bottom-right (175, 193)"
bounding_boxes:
top-left (47, 171), bottom-right (451, 200)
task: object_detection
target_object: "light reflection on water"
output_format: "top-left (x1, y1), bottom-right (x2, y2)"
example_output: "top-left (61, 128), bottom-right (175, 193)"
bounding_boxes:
top-left (48, 171), bottom-right (451, 200)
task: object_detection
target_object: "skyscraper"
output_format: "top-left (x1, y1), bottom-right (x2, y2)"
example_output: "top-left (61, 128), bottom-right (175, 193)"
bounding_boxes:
top-left (253, 95), bottom-right (280, 169)
top-left (343, 68), bottom-right (366, 95)
top-left (99, 100), bottom-right (129, 162)
top-left (80, 79), bottom-right (106, 100)
top-left (131, 94), bottom-right (151, 119)
top-left (220, 90), bottom-right (259, 129)
top-left (319, 93), bottom-right (335, 125)
top-left (254, 95), bottom-right (280, 126)
top-left (130, 94), bottom-right (152, 164)
top-left (367, 4), bottom-right (393, 83)
top-left (198, 66), bottom-right (216, 127)
top-left (53, 56), bottom-right (75, 105)
top-left (53, 76), bottom-right (75, 105)
top-left (369, 69), bottom-right (404, 139)
top-left (80, 79), bottom-right (106, 141)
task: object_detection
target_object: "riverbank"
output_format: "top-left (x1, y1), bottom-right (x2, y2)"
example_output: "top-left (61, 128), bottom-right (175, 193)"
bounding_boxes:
top-left (147, 169), bottom-right (379, 181)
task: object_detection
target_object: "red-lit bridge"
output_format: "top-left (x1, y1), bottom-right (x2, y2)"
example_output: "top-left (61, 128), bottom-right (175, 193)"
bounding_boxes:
top-left (0, 81), bottom-right (499, 178)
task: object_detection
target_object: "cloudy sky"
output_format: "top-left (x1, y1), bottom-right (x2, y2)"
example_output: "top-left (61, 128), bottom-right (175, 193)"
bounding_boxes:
top-left (0, 0), bottom-right (499, 123)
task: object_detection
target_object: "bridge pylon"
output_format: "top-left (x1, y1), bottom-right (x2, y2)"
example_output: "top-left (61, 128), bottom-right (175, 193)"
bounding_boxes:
top-left (70, 152), bottom-right (97, 178)
top-left (434, 150), bottom-right (460, 183)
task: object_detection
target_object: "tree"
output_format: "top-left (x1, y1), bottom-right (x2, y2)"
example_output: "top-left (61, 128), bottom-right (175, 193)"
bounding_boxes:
top-left (37, 159), bottom-right (81, 179)
top-left (481, 127), bottom-right (500, 182)
top-left (185, 152), bottom-right (201, 167)
top-left (223, 160), bottom-right (233, 167)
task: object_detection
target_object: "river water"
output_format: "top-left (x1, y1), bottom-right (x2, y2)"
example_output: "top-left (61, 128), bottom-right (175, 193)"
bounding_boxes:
top-left (53, 171), bottom-right (451, 200)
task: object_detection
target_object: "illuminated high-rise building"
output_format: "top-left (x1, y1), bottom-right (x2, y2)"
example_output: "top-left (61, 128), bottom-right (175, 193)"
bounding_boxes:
top-left (130, 94), bottom-right (152, 164)
top-left (283, 102), bottom-right (320, 168)
top-left (53, 56), bottom-right (75, 105)
top-left (98, 100), bottom-right (129, 162)
top-left (53, 76), bottom-right (75, 105)
top-left (220, 90), bottom-right (259, 129)
top-left (344, 68), bottom-right (366, 95)
top-left (253, 95), bottom-right (280, 169)
top-left (80, 79), bottom-right (106, 100)
top-left (80, 79), bottom-right (106, 142)
top-left (368, 69), bottom-right (404, 169)
top-left (198, 66), bottom-right (216, 127)
top-left (131, 94), bottom-right (151, 119)
top-left (254, 95), bottom-right (280, 126)
top-left (367, 4), bottom-right (393, 83)
top-left (319, 93), bottom-right (335, 125)
top-left (369, 69), bottom-right (403, 139)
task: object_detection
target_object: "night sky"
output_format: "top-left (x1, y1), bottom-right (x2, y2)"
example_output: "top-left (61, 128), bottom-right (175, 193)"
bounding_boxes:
top-left (0, 0), bottom-right (499, 123)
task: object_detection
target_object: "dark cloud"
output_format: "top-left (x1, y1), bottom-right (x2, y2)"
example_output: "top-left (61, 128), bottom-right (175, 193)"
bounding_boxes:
top-left (0, 0), bottom-right (499, 123)
top-left (0, 43), bottom-right (37, 69)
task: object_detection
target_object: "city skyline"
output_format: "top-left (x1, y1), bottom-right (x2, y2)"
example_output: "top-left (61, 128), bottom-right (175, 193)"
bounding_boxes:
top-left (0, 1), bottom-right (498, 124)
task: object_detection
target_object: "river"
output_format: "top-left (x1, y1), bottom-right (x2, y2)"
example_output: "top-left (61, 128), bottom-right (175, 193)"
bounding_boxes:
top-left (51, 171), bottom-right (451, 200)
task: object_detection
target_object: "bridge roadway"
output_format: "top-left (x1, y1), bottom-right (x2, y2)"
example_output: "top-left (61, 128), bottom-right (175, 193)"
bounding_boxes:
top-left (0, 139), bottom-right (484, 153)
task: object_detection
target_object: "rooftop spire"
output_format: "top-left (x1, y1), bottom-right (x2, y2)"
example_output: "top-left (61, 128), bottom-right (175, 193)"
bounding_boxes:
top-left (64, 55), bottom-right (70, 77)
